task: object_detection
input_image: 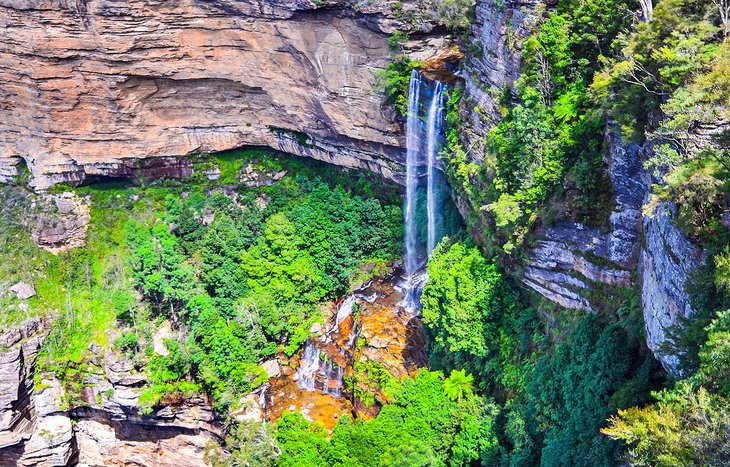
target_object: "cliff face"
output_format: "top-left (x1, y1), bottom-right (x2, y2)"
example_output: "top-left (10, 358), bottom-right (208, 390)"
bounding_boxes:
top-left (0, 2), bottom-right (719, 462)
top-left (522, 126), bottom-right (645, 312)
top-left (0, 0), bottom-right (447, 189)
top-left (522, 128), bottom-right (706, 376)
top-left (461, 0), bottom-right (544, 158)
top-left (456, 0), bottom-right (709, 376)
top-left (0, 319), bottom-right (222, 466)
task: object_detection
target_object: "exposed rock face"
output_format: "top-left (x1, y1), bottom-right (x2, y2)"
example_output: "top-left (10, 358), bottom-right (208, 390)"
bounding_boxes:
top-left (8, 282), bottom-right (36, 300)
top-left (27, 192), bottom-right (91, 253)
top-left (0, 319), bottom-right (49, 458)
top-left (239, 163), bottom-right (287, 188)
top-left (461, 0), bottom-right (545, 155)
top-left (640, 203), bottom-right (705, 376)
top-left (522, 127), bottom-right (707, 376)
top-left (0, 1), bottom-right (446, 189)
top-left (452, 0), bottom-right (546, 243)
top-left (71, 402), bottom-right (219, 467)
top-left (523, 126), bottom-right (646, 311)
top-left (16, 380), bottom-right (74, 467)
top-left (0, 320), bottom-right (222, 466)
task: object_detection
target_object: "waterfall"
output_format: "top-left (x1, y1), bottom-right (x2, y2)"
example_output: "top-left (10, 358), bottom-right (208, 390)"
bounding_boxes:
top-left (404, 70), bottom-right (422, 281)
top-left (334, 295), bottom-right (356, 328)
top-left (294, 289), bottom-right (381, 396)
top-left (426, 81), bottom-right (445, 255)
top-left (402, 71), bottom-right (446, 311)
top-left (293, 341), bottom-right (321, 391)
top-left (293, 341), bottom-right (345, 396)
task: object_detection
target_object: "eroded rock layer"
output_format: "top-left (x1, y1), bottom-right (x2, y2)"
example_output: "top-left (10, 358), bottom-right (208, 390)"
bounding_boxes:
top-left (522, 126), bottom-right (645, 311)
top-left (0, 319), bottom-right (222, 466)
top-left (0, 0), bottom-right (447, 188)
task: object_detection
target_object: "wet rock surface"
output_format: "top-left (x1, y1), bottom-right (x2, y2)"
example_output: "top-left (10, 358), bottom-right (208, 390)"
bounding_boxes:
top-left (266, 268), bottom-right (427, 430)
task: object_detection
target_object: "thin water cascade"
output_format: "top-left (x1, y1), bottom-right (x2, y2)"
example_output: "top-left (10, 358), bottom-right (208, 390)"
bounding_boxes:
top-left (293, 341), bottom-right (322, 391)
top-left (402, 71), bottom-right (446, 311)
top-left (426, 81), bottom-right (445, 255)
top-left (333, 295), bottom-right (357, 330)
top-left (294, 291), bottom-right (374, 397)
top-left (293, 341), bottom-right (346, 396)
top-left (404, 70), bottom-right (423, 282)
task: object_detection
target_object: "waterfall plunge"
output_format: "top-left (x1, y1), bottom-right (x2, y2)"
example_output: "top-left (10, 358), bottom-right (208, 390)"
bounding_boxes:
top-left (402, 71), bottom-right (446, 311)
top-left (404, 71), bottom-right (422, 282)
top-left (426, 80), bottom-right (445, 255)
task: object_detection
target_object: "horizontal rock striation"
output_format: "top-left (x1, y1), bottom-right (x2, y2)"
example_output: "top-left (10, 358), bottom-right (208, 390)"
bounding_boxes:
top-left (0, 319), bottom-right (49, 458)
top-left (523, 125), bottom-right (646, 311)
top-left (0, 0), bottom-right (445, 189)
top-left (524, 126), bottom-right (708, 376)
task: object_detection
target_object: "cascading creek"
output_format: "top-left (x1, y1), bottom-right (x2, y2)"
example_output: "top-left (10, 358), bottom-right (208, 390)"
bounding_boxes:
top-left (402, 70), bottom-right (448, 312)
top-left (274, 70), bottom-right (450, 426)
top-left (293, 297), bottom-right (356, 397)
top-left (291, 292), bottom-right (377, 397)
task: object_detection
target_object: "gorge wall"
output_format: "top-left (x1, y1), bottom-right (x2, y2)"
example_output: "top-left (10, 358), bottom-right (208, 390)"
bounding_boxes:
top-left (0, 319), bottom-right (223, 466)
top-left (454, 0), bottom-right (708, 374)
top-left (0, 0), bottom-right (451, 189)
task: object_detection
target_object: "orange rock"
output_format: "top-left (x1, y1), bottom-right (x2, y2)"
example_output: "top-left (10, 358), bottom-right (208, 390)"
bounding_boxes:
top-left (0, 2), bottom-right (426, 188)
top-left (266, 267), bottom-right (428, 429)
top-left (418, 48), bottom-right (464, 84)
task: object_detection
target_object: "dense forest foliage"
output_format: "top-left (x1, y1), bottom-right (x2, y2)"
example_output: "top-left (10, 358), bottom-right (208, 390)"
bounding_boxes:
top-left (433, 0), bottom-right (730, 463)
top-left (369, 0), bottom-right (730, 464)
top-left (2, 150), bottom-right (403, 413)
top-left (125, 170), bottom-right (403, 410)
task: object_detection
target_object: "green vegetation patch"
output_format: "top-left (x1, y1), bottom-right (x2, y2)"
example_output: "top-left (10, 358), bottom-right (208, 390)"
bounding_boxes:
top-left (7, 148), bottom-right (404, 413)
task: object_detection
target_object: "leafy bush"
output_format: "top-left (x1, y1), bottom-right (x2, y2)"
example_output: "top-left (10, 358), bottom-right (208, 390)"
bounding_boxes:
top-left (374, 57), bottom-right (422, 117)
top-left (421, 239), bottom-right (502, 358)
top-left (605, 384), bottom-right (730, 466)
top-left (434, 0), bottom-right (476, 32)
top-left (592, 0), bottom-right (723, 145)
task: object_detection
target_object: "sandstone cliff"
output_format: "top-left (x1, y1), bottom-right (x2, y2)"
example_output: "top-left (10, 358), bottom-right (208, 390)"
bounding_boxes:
top-left (0, 0), bottom-right (449, 189)
top-left (0, 1), bottom-right (719, 459)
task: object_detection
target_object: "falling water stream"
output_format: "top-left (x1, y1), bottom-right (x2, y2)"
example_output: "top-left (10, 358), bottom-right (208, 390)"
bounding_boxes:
top-left (404, 70), bottom-right (423, 283)
top-left (292, 71), bottom-right (446, 398)
top-left (426, 81), bottom-right (445, 255)
top-left (402, 71), bottom-right (447, 311)
top-left (294, 296), bottom-right (356, 396)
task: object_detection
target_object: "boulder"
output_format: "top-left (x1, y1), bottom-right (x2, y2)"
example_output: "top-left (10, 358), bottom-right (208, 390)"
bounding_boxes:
top-left (8, 282), bottom-right (35, 300)
top-left (262, 360), bottom-right (281, 378)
